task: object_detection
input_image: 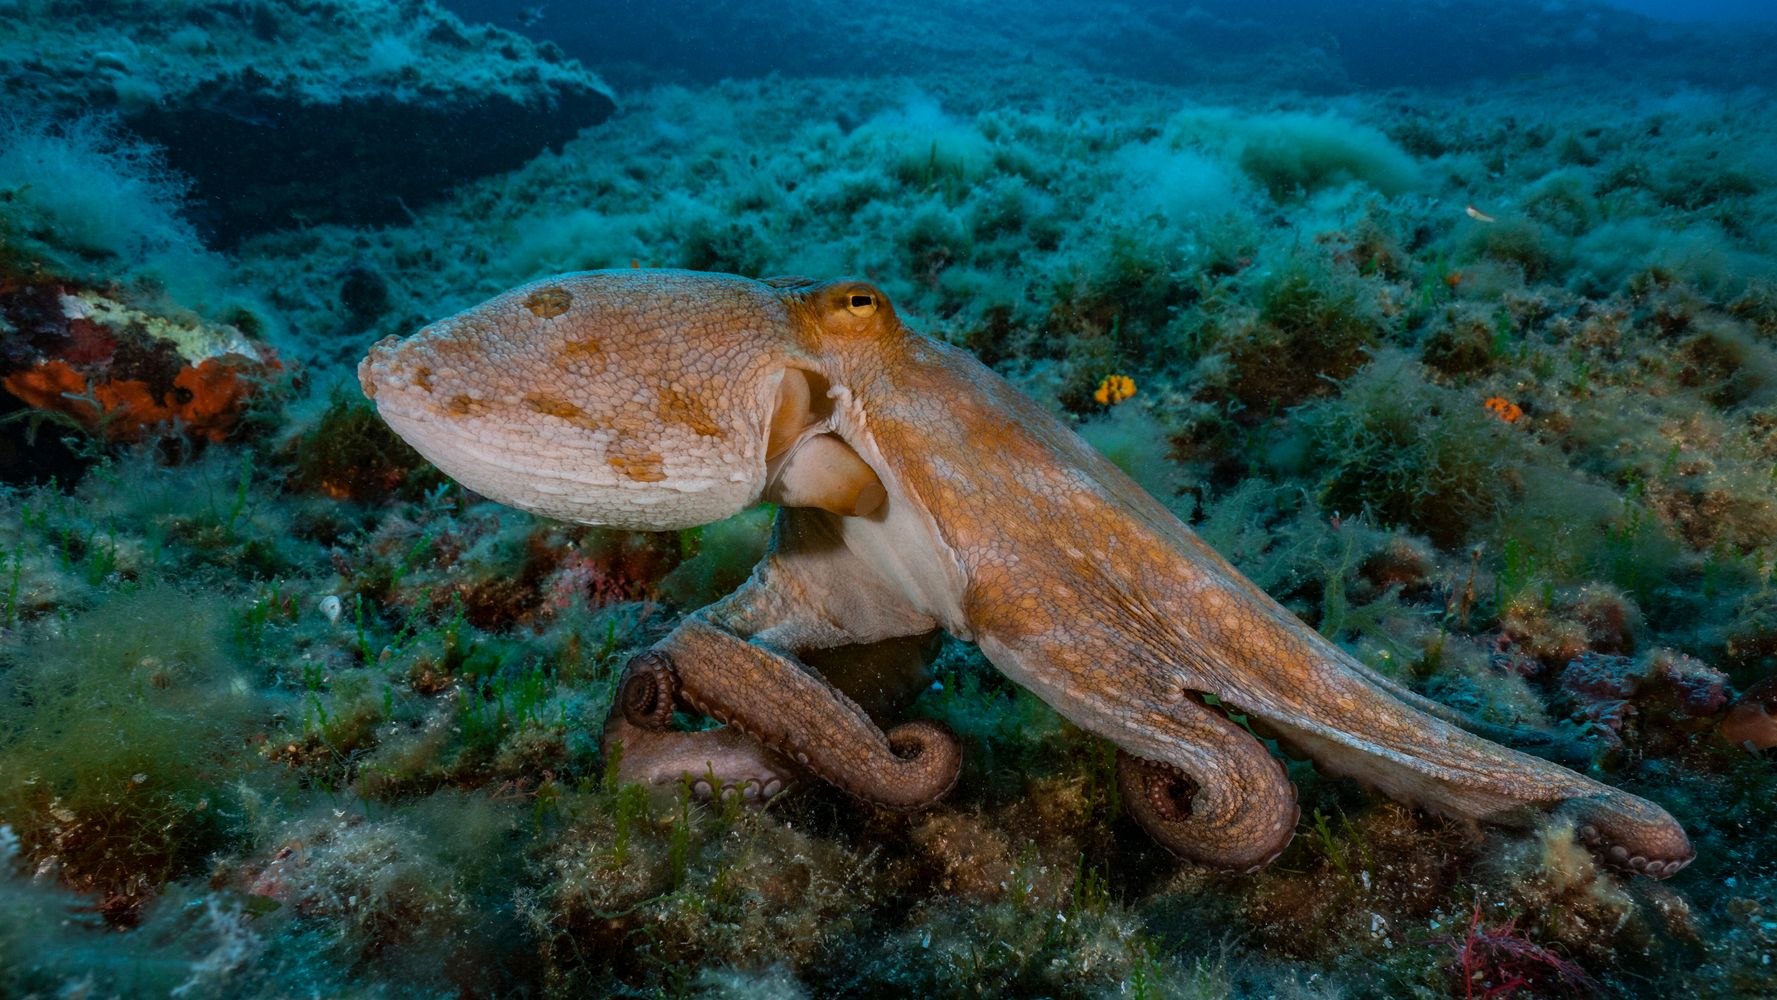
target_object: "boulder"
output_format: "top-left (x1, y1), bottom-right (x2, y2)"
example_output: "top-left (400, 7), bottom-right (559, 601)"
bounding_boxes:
top-left (0, 281), bottom-right (281, 481)
top-left (0, 0), bottom-right (616, 244)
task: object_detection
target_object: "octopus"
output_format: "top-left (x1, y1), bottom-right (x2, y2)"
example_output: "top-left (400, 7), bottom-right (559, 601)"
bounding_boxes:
top-left (358, 269), bottom-right (1693, 878)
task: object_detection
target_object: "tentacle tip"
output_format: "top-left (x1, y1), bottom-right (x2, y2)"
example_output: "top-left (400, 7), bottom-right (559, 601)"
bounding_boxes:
top-left (1604, 840), bottom-right (1695, 879)
top-left (1553, 796), bottom-right (1693, 880)
top-left (871, 719), bottom-right (964, 810)
top-left (1114, 748), bottom-right (1298, 874)
top-left (1596, 844), bottom-right (1695, 879)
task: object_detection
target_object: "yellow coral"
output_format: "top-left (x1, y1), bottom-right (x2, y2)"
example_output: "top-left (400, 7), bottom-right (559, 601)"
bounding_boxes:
top-left (1093, 374), bottom-right (1136, 406)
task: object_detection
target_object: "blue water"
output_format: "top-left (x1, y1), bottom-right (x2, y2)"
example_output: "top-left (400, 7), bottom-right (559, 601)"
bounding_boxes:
top-left (443, 0), bottom-right (1777, 88)
top-left (1607, 0), bottom-right (1777, 21)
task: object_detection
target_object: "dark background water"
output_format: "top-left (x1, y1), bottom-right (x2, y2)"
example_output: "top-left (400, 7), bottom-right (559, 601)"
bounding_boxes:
top-left (443, 0), bottom-right (1777, 91)
top-left (1607, 0), bottom-right (1776, 20)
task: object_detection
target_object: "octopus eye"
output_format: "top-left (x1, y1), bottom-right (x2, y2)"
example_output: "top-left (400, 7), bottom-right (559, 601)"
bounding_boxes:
top-left (845, 292), bottom-right (877, 317)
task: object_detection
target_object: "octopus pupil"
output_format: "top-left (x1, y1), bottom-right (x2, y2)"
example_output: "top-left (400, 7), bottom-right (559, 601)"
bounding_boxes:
top-left (851, 295), bottom-right (871, 307)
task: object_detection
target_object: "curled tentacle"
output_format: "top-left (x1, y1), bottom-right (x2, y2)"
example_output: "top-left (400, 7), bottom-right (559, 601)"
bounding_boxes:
top-left (970, 634), bottom-right (1301, 870)
top-left (619, 650), bottom-right (679, 730)
top-left (661, 617), bottom-right (961, 811)
top-left (1116, 743), bottom-right (1299, 873)
top-left (1559, 795), bottom-right (1695, 879)
top-left (883, 719), bottom-right (964, 804)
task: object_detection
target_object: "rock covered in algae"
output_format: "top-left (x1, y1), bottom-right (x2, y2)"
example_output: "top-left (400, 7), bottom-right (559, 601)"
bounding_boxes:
top-left (0, 0), bottom-right (616, 242)
top-left (0, 284), bottom-right (279, 462)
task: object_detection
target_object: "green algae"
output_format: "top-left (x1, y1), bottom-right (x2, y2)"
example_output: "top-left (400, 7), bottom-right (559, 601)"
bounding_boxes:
top-left (286, 390), bottom-right (448, 504)
top-left (1296, 352), bottom-right (1526, 547)
top-left (0, 586), bottom-right (263, 921)
top-left (1208, 252), bottom-right (1385, 411)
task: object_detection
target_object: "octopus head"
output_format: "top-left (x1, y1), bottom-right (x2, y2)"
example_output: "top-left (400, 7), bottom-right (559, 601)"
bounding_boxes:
top-left (357, 268), bottom-right (890, 530)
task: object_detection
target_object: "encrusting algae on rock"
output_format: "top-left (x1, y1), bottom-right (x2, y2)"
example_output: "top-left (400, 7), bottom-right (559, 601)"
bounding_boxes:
top-left (2, 288), bottom-right (279, 446)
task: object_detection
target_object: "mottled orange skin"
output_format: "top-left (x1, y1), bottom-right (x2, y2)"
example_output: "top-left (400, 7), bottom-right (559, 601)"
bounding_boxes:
top-left (361, 269), bottom-right (1693, 877)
